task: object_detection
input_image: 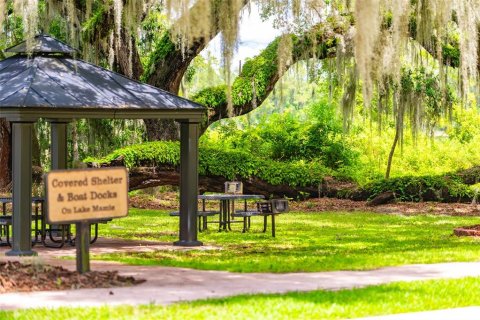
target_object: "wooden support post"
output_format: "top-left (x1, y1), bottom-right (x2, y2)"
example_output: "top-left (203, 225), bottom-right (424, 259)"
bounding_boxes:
top-left (50, 121), bottom-right (69, 170)
top-left (174, 121), bottom-right (202, 246)
top-left (6, 121), bottom-right (36, 256)
top-left (49, 120), bottom-right (70, 236)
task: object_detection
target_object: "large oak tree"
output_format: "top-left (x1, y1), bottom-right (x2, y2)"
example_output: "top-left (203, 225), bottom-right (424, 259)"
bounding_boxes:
top-left (0, 0), bottom-right (478, 190)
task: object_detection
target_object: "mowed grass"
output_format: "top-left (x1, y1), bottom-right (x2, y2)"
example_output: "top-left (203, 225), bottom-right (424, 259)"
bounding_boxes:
top-left (93, 208), bottom-right (480, 272)
top-left (3, 277), bottom-right (480, 319)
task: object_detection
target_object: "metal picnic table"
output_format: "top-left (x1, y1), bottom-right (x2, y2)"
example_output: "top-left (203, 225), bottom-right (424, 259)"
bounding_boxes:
top-left (0, 197), bottom-right (107, 248)
top-left (0, 197), bottom-right (44, 246)
top-left (198, 194), bottom-right (264, 231)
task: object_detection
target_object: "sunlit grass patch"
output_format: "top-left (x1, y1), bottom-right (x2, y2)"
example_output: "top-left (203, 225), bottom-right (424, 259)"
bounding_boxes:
top-left (92, 209), bottom-right (480, 273)
top-left (3, 277), bottom-right (480, 319)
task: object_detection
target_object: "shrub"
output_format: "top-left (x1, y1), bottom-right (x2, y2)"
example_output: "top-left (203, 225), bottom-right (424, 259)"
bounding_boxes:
top-left (364, 174), bottom-right (473, 202)
top-left (84, 141), bottom-right (333, 187)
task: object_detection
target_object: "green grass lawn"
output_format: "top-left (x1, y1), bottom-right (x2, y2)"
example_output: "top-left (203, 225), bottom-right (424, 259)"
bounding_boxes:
top-left (3, 276), bottom-right (480, 319)
top-left (93, 208), bottom-right (480, 272)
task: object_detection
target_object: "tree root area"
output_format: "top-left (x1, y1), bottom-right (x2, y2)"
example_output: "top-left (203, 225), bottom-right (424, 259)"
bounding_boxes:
top-left (130, 195), bottom-right (480, 216)
top-left (0, 261), bottom-right (145, 294)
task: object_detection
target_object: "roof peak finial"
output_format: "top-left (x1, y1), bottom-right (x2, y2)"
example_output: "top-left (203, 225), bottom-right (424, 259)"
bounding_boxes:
top-left (4, 34), bottom-right (77, 55)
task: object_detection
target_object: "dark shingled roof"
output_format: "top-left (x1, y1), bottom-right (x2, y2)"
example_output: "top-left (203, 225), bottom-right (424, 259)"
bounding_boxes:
top-left (5, 34), bottom-right (77, 55)
top-left (0, 35), bottom-right (205, 112)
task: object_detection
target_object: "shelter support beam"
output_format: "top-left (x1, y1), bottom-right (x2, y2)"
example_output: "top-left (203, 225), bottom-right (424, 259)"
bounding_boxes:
top-left (174, 121), bottom-right (202, 246)
top-left (50, 121), bottom-right (70, 170)
top-left (48, 120), bottom-right (71, 236)
top-left (6, 121), bottom-right (37, 256)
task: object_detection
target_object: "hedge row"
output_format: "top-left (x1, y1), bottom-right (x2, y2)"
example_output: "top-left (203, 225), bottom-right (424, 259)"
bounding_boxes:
top-left (84, 141), bottom-right (479, 202)
top-left (84, 141), bottom-right (333, 188)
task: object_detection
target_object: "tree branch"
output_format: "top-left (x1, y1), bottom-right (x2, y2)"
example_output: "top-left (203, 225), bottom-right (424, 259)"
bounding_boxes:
top-left (192, 13), bottom-right (464, 130)
top-left (144, 0), bottom-right (249, 91)
top-left (192, 21), bottom-right (349, 128)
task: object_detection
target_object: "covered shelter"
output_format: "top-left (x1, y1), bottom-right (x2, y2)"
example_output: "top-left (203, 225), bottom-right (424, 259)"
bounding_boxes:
top-left (0, 34), bottom-right (205, 255)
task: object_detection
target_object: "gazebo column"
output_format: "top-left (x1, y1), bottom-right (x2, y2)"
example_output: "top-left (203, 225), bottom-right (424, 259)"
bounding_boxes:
top-left (174, 120), bottom-right (202, 246)
top-left (6, 121), bottom-right (37, 256)
top-left (48, 120), bottom-right (70, 236)
top-left (50, 120), bottom-right (70, 170)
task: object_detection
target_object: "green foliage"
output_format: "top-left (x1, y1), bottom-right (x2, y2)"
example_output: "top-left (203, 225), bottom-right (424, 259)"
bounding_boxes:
top-left (364, 174), bottom-right (473, 202)
top-left (81, 4), bottom-right (106, 41)
top-left (191, 37), bottom-right (282, 109)
top-left (184, 65), bottom-right (196, 84)
top-left (349, 106), bottom-right (480, 185)
top-left (442, 35), bottom-right (461, 67)
top-left (306, 100), bottom-right (357, 168)
top-left (192, 85), bottom-right (228, 109)
top-left (85, 141), bottom-right (333, 187)
top-left (205, 98), bottom-right (357, 170)
top-left (198, 146), bottom-right (259, 180)
top-left (448, 108), bottom-right (480, 144)
top-left (72, 119), bottom-right (145, 165)
top-left (84, 140), bottom-right (180, 168)
top-left (0, 7), bottom-right (23, 54)
top-left (47, 17), bottom-right (68, 42)
top-left (141, 32), bottom-right (175, 82)
top-left (232, 38), bottom-right (280, 106)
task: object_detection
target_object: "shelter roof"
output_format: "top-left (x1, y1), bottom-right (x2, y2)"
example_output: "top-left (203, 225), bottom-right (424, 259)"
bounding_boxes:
top-left (5, 34), bottom-right (77, 55)
top-left (0, 35), bottom-right (205, 121)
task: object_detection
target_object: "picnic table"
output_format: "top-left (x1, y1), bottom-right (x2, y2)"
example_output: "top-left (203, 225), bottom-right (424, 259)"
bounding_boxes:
top-left (198, 194), bottom-right (265, 231)
top-left (0, 197), bottom-right (44, 246)
top-left (0, 197), bottom-right (107, 248)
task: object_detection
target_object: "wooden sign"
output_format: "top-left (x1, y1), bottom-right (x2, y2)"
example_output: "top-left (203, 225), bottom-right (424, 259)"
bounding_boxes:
top-left (45, 167), bottom-right (129, 224)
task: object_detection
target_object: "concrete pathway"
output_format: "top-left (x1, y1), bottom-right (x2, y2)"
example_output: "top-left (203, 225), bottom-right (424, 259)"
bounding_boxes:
top-left (1, 238), bottom-right (480, 318)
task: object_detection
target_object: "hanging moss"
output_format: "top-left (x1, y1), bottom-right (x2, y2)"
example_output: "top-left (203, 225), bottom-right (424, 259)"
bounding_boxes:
top-left (82, 5), bottom-right (106, 41)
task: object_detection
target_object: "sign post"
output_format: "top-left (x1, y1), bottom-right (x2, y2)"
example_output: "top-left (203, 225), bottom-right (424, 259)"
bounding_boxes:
top-left (45, 167), bottom-right (129, 273)
top-left (76, 221), bottom-right (90, 273)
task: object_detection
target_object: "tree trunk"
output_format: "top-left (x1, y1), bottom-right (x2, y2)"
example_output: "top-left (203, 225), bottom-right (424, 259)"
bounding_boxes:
top-left (144, 119), bottom-right (179, 141)
top-left (32, 125), bottom-right (41, 168)
top-left (142, 37), bottom-right (209, 140)
top-left (142, 1), bottom-right (248, 141)
top-left (72, 120), bottom-right (79, 164)
top-left (128, 166), bottom-right (319, 199)
top-left (386, 94), bottom-right (405, 179)
top-left (385, 125), bottom-right (399, 179)
top-left (0, 118), bottom-right (11, 190)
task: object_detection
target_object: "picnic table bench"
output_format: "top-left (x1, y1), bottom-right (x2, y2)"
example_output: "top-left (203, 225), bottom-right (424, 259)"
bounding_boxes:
top-left (0, 197), bottom-right (110, 248)
top-left (172, 195), bottom-right (289, 237)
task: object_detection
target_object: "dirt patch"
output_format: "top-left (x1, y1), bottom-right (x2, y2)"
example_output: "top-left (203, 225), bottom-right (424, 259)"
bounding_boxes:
top-left (454, 225), bottom-right (480, 237)
top-left (290, 198), bottom-right (480, 216)
top-left (130, 192), bottom-right (178, 210)
top-left (131, 194), bottom-right (480, 216)
top-left (0, 261), bottom-right (145, 294)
